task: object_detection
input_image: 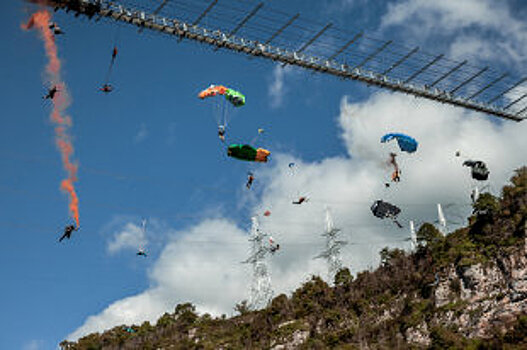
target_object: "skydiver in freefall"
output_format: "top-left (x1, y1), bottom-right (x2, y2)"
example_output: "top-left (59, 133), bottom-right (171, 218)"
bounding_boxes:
top-left (43, 86), bottom-right (59, 100)
top-left (49, 22), bottom-right (65, 35)
top-left (59, 224), bottom-right (78, 242)
top-left (292, 196), bottom-right (308, 205)
top-left (246, 172), bottom-right (255, 189)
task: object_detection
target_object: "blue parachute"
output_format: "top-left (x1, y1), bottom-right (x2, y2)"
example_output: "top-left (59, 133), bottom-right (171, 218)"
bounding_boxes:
top-left (380, 133), bottom-right (418, 153)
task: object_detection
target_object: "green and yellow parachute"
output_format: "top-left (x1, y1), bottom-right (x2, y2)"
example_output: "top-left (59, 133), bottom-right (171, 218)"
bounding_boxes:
top-left (198, 84), bottom-right (245, 107)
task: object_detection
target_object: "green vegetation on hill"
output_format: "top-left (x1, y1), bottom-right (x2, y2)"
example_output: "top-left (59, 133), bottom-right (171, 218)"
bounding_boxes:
top-left (61, 167), bottom-right (526, 350)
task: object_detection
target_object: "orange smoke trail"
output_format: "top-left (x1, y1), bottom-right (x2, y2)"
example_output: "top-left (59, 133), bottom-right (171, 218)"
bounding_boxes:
top-left (23, 10), bottom-right (80, 227)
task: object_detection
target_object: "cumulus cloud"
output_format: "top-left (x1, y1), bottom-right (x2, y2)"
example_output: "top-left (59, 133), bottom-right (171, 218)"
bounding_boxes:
top-left (380, 0), bottom-right (527, 69)
top-left (107, 222), bottom-right (148, 254)
top-left (258, 96), bottom-right (527, 278)
top-left (505, 85), bottom-right (527, 113)
top-left (69, 91), bottom-right (527, 340)
top-left (69, 219), bottom-right (249, 340)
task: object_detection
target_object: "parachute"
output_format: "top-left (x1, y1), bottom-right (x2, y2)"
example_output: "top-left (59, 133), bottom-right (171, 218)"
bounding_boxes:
top-left (380, 133), bottom-right (418, 153)
top-left (198, 84), bottom-right (228, 99)
top-left (463, 160), bottom-right (489, 181)
top-left (199, 84), bottom-right (245, 140)
top-left (371, 200), bottom-right (400, 218)
top-left (198, 84), bottom-right (245, 107)
top-left (224, 89), bottom-right (245, 107)
top-left (227, 144), bottom-right (270, 163)
top-left (371, 200), bottom-right (403, 228)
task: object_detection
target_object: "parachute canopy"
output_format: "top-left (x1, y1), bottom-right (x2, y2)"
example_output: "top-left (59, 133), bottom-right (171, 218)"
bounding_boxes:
top-left (371, 200), bottom-right (401, 219)
top-left (463, 160), bottom-right (489, 181)
top-left (198, 84), bottom-right (228, 99)
top-left (381, 133), bottom-right (418, 153)
top-left (198, 84), bottom-right (245, 107)
top-left (227, 144), bottom-right (270, 162)
top-left (224, 89), bottom-right (245, 107)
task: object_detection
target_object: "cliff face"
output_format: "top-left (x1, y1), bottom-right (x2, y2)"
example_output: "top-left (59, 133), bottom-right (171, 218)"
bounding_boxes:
top-left (404, 239), bottom-right (527, 347)
top-left (62, 168), bottom-right (527, 349)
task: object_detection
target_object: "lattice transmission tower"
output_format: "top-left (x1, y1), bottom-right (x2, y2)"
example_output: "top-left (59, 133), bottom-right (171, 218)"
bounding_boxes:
top-left (314, 207), bottom-right (348, 283)
top-left (242, 216), bottom-right (273, 310)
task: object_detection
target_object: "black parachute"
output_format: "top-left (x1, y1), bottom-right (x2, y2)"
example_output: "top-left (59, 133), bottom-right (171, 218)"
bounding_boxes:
top-left (371, 200), bottom-right (403, 228)
top-left (463, 160), bottom-right (489, 181)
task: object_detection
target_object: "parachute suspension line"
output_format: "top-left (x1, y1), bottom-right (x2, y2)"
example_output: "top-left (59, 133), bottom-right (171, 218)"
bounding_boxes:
top-left (104, 28), bottom-right (120, 85)
top-left (209, 95), bottom-right (222, 128)
top-left (222, 96), bottom-right (228, 128)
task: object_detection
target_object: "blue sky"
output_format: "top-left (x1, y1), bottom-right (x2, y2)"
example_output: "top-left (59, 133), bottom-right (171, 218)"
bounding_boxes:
top-left (1, 0), bottom-right (526, 349)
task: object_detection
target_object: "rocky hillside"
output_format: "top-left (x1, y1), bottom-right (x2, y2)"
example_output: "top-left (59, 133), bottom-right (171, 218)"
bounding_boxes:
top-left (61, 167), bottom-right (527, 349)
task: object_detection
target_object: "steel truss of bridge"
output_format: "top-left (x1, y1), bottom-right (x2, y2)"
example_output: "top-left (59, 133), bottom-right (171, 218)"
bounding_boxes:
top-left (38, 0), bottom-right (526, 121)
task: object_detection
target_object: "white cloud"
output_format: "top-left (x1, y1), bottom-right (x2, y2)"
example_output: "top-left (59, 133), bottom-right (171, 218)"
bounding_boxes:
top-left (380, 0), bottom-right (527, 68)
top-left (67, 288), bottom-right (171, 341)
top-left (505, 85), bottom-right (527, 113)
top-left (268, 65), bottom-right (290, 108)
top-left (69, 219), bottom-right (249, 340)
top-left (134, 123), bottom-right (149, 143)
top-left (107, 222), bottom-right (148, 254)
top-left (69, 91), bottom-right (527, 341)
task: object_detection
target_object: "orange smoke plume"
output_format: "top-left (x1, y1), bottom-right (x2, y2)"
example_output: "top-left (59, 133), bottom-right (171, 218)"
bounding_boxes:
top-left (24, 10), bottom-right (80, 227)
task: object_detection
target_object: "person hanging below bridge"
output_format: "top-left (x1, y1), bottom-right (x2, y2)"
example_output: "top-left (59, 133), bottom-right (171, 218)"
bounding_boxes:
top-left (99, 83), bottom-right (113, 93)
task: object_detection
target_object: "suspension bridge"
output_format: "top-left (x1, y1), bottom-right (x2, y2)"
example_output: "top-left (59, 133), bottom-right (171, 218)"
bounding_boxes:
top-left (33, 0), bottom-right (526, 121)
